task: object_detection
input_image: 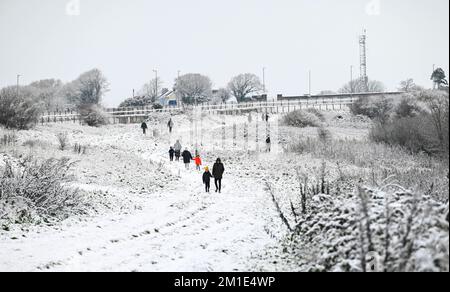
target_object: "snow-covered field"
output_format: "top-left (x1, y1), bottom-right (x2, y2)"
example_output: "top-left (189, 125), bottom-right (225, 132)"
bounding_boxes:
top-left (0, 110), bottom-right (448, 272)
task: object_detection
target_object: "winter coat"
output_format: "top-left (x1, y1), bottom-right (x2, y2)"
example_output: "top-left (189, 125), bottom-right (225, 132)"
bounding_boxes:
top-left (213, 162), bottom-right (225, 179)
top-left (169, 148), bottom-right (175, 156)
top-left (168, 120), bottom-right (174, 128)
top-left (195, 157), bottom-right (202, 166)
top-left (266, 137), bottom-right (271, 144)
top-left (174, 142), bottom-right (182, 152)
top-left (203, 171), bottom-right (213, 184)
top-left (182, 150), bottom-right (193, 163)
top-left (141, 122), bottom-right (148, 129)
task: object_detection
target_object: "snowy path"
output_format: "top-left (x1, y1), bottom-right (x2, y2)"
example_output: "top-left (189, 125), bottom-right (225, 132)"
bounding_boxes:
top-left (0, 146), bottom-right (280, 272)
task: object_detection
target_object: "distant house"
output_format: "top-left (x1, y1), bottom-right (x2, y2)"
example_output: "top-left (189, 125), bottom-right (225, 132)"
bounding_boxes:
top-left (158, 89), bottom-right (178, 107)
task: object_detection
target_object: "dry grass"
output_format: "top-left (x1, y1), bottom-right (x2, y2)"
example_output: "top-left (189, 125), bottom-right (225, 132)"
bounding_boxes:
top-left (0, 156), bottom-right (86, 225)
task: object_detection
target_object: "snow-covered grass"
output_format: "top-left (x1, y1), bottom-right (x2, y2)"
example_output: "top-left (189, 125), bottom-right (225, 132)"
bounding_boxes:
top-left (0, 109), bottom-right (448, 272)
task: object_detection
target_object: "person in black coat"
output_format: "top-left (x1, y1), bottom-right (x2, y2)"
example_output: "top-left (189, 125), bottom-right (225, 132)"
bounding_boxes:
top-left (202, 167), bottom-right (213, 193)
top-left (212, 158), bottom-right (225, 193)
top-left (141, 121), bottom-right (148, 135)
top-left (266, 136), bottom-right (271, 152)
top-left (182, 148), bottom-right (193, 170)
top-left (169, 147), bottom-right (175, 161)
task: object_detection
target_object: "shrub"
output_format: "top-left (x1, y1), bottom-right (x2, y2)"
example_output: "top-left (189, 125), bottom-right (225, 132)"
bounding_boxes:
top-left (57, 133), bottom-right (69, 150)
top-left (0, 156), bottom-right (85, 224)
top-left (370, 91), bottom-right (449, 158)
top-left (73, 143), bottom-right (87, 155)
top-left (0, 86), bottom-right (44, 130)
top-left (369, 116), bottom-right (439, 155)
top-left (79, 105), bottom-right (109, 127)
top-left (350, 96), bottom-right (394, 124)
top-left (395, 95), bottom-right (421, 118)
top-left (282, 110), bottom-right (322, 128)
top-left (318, 127), bottom-right (332, 143)
top-left (306, 108), bottom-right (325, 122)
top-left (0, 132), bottom-right (17, 146)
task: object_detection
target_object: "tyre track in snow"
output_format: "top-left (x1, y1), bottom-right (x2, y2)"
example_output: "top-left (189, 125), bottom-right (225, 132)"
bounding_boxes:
top-left (1, 116), bottom-right (282, 272)
top-left (34, 148), bottom-right (280, 272)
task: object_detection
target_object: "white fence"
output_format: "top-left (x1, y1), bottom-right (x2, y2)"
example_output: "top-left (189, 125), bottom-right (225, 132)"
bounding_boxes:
top-left (39, 92), bottom-right (404, 124)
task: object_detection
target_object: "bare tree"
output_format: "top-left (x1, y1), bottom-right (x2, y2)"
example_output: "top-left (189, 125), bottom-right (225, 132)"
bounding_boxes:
top-left (340, 79), bottom-right (386, 94)
top-left (174, 73), bottom-right (212, 105)
top-left (228, 73), bottom-right (263, 102)
top-left (215, 88), bottom-right (231, 103)
top-left (68, 69), bottom-right (109, 107)
top-left (140, 77), bottom-right (164, 103)
top-left (399, 79), bottom-right (422, 92)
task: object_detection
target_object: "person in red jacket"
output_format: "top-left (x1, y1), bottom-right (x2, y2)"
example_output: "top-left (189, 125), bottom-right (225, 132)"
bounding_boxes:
top-left (194, 154), bottom-right (202, 171)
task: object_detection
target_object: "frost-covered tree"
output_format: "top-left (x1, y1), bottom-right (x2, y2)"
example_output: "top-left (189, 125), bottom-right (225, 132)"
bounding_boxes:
top-left (174, 73), bottom-right (212, 105)
top-left (29, 79), bottom-right (65, 111)
top-left (228, 73), bottom-right (263, 102)
top-left (63, 69), bottom-right (109, 126)
top-left (75, 69), bottom-right (109, 106)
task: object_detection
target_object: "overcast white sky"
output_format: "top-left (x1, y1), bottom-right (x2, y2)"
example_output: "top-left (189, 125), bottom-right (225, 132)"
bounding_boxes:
top-left (0, 0), bottom-right (449, 106)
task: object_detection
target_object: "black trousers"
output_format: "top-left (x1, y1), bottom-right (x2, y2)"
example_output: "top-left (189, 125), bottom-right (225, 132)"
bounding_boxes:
top-left (169, 154), bottom-right (174, 161)
top-left (205, 182), bottom-right (210, 192)
top-left (215, 178), bottom-right (222, 192)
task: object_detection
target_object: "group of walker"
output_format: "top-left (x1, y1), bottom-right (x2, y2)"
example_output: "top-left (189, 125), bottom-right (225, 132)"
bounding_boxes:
top-left (169, 141), bottom-right (225, 193)
top-left (142, 115), bottom-right (278, 193)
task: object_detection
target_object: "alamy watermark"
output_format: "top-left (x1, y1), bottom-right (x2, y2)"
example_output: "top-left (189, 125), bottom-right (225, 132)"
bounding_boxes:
top-left (66, 0), bottom-right (81, 16)
top-left (366, 0), bottom-right (381, 16)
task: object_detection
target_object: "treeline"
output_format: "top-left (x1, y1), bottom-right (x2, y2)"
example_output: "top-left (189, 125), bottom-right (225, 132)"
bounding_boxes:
top-left (0, 69), bottom-right (109, 130)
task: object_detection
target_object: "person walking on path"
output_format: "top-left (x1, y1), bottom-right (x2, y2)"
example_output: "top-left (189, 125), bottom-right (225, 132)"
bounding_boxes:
top-left (141, 121), bottom-right (148, 135)
top-left (212, 158), bottom-right (225, 193)
top-left (265, 113), bottom-right (269, 122)
top-left (266, 136), bottom-right (271, 152)
top-left (174, 140), bottom-right (182, 162)
top-left (202, 167), bottom-right (213, 193)
top-left (169, 146), bottom-right (175, 161)
top-left (168, 118), bottom-right (174, 133)
top-left (182, 148), bottom-right (193, 170)
top-left (194, 154), bottom-right (202, 171)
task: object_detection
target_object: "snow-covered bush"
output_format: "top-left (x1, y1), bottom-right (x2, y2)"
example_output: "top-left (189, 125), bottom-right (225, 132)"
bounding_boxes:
top-left (0, 156), bottom-right (86, 226)
top-left (370, 91), bottom-right (449, 158)
top-left (57, 132), bottom-right (69, 151)
top-left (79, 105), bottom-right (109, 127)
top-left (350, 96), bottom-right (394, 124)
top-left (282, 110), bottom-right (322, 128)
top-left (0, 86), bottom-right (44, 130)
top-left (278, 184), bottom-right (449, 272)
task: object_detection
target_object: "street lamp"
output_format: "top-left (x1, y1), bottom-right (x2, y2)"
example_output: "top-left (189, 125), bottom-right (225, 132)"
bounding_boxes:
top-left (308, 70), bottom-right (312, 96)
top-left (262, 67), bottom-right (266, 94)
top-left (153, 69), bottom-right (158, 97)
top-left (350, 66), bottom-right (354, 93)
top-left (16, 75), bottom-right (21, 97)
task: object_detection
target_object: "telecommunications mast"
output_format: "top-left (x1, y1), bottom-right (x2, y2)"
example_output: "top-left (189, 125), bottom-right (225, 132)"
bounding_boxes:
top-left (359, 29), bottom-right (369, 92)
